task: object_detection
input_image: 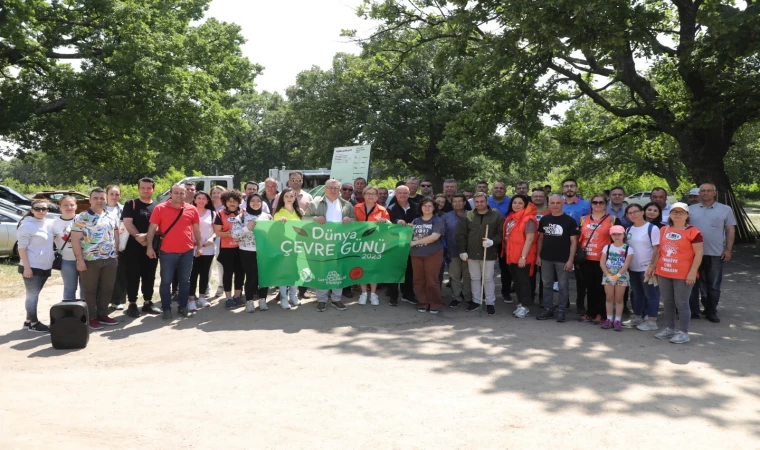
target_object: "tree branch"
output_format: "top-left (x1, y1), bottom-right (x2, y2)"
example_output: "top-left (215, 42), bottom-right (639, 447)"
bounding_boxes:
top-left (34, 98), bottom-right (67, 115)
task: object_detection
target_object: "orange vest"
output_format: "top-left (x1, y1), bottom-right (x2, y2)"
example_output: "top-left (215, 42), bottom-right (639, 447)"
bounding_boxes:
top-left (354, 203), bottom-right (391, 222)
top-left (578, 214), bottom-right (616, 261)
top-left (217, 209), bottom-right (240, 248)
top-left (655, 226), bottom-right (703, 280)
top-left (502, 203), bottom-right (539, 274)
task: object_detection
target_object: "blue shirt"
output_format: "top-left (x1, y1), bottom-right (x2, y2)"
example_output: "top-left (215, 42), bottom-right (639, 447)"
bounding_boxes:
top-left (563, 198), bottom-right (590, 225)
top-left (487, 196), bottom-right (510, 218)
top-left (606, 203), bottom-right (631, 227)
top-left (442, 210), bottom-right (465, 255)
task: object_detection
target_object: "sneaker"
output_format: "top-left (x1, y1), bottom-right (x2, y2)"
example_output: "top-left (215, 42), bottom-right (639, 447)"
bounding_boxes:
top-left (600, 319), bottom-right (613, 329)
top-left (389, 298), bottom-right (399, 307)
top-left (331, 301), bottom-right (347, 311)
top-left (487, 305), bottom-right (495, 316)
top-left (114, 304), bottom-right (125, 310)
top-left (401, 297), bottom-right (416, 305)
top-left (503, 295), bottom-right (513, 304)
top-left (178, 308), bottom-right (192, 318)
top-left (537, 309), bottom-right (554, 321)
top-left (142, 301), bottom-right (161, 314)
top-left (465, 301), bottom-right (480, 312)
top-left (233, 296), bottom-right (245, 308)
top-left (126, 303), bottom-right (140, 318)
top-left (98, 316), bottom-right (119, 326)
top-left (623, 315), bottom-right (643, 328)
top-left (553, 282), bottom-right (559, 292)
top-left (637, 320), bottom-right (658, 331)
top-left (28, 321), bottom-right (50, 333)
top-left (514, 306), bottom-right (529, 319)
top-left (358, 293), bottom-right (368, 305)
top-left (592, 314), bottom-right (604, 324)
top-left (214, 286), bottom-right (225, 297)
top-left (245, 300), bottom-right (256, 313)
top-left (290, 295), bottom-right (301, 307)
top-left (670, 331), bottom-right (690, 344)
top-left (512, 305), bottom-right (526, 317)
top-left (706, 313), bottom-right (720, 323)
top-left (417, 307), bottom-right (427, 313)
top-left (317, 302), bottom-right (326, 312)
top-left (162, 310), bottom-right (173, 321)
top-left (448, 299), bottom-right (461, 308)
top-left (259, 298), bottom-right (269, 311)
top-left (280, 298), bottom-right (291, 310)
top-left (23, 320), bottom-right (30, 330)
top-left (225, 298), bottom-right (235, 310)
top-left (89, 319), bottom-right (104, 330)
top-left (429, 309), bottom-right (440, 315)
top-left (655, 327), bottom-right (677, 340)
top-left (197, 298), bottom-right (211, 308)
top-left (556, 311), bottom-right (566, 323)
top-left (187, 300), bottom-right (198, 312)
top-left (613, 320), bottom-right (622, 331)
top-left (370, 293), bottom-right (380, 306)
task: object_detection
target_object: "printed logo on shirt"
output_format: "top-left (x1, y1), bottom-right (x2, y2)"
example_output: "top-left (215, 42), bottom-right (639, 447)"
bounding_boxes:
top-left (585, 222), bottom-right (600, 230)
top-left (543, 224), bottom-right (565, 236)
top-left (665, 232), bottom-right (682, 241)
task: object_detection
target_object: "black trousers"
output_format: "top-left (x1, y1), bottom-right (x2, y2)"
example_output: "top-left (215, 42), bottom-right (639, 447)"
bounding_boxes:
top-left (530, 267), bottom-right (543, 303)
top-left (111, 251), bottom-right (127, 304)
top-left (190, 254), bottom-right (214, 298)
top-left (579, 260), bottom-right (604, 318)
top-left (240, 250), bottom-right (268, 300)
top-left (387, 256), bottom-right (415, 301)
top-left (498, 254), bottom-right (512, 299)
top-left (508, 264), bottom-right (532, 306)
top-left (218, 247), bottom-right (244, 292)
top-left (574, 263), bottom-right (587, 313)
top-left (124, 239), bottom-right (158, 303)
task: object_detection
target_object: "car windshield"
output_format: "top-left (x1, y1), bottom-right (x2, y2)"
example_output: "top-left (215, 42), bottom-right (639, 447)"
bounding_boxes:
top-left (3, 186), bottom-right (28, 199)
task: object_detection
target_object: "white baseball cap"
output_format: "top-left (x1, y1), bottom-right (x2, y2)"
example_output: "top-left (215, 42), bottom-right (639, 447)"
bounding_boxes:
top-left (689, 187), bottom-right (700, 196)
top-left (671, 202), bottom-right (690, 212)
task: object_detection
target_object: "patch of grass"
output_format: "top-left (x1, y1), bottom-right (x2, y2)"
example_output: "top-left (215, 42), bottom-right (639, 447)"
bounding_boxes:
top-left (744, 200), bottom-right (760, 209)
top-left (0, 258), bottom-right (62, 300)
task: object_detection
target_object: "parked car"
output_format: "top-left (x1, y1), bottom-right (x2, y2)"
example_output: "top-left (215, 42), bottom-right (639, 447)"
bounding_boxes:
top-left (0, 198), bottom-right (29, 216)
top-left (157, 175), bottom-right (235, 202)
top-left (624, 191), bottom-right (677, 206)
top-left (33, 190), bottom-right (90, 213)
top-left (0, 185), bottom-right (61, 213)
top-left (0, 211), bottom-right (21, 258)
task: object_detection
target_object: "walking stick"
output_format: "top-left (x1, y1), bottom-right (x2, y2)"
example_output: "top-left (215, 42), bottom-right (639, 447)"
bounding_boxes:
top-left (480, 225), bottom-right (489, 315)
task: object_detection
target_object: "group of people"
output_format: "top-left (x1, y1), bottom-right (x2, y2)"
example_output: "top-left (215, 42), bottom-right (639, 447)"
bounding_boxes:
top-left (16, 173), bottom-right (736, 345)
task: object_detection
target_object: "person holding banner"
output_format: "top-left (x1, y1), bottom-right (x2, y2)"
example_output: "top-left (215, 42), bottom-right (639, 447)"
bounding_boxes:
top-left (354, 185), bottom-right (390, 306)
top-left (273, 188), bottom-right (303, 310)
top-left (387, 185), bottom-right (419, 306)
top-left (410, 198), bottom-right (446, 313)
top-left (303, 179), bottom-right (356, 312)
top-left (457, 193), bottom-right (504, 316)
top-left (233, 193), bottom-right (273, 312)
top-left (214, 190), bottom-right (245, 310)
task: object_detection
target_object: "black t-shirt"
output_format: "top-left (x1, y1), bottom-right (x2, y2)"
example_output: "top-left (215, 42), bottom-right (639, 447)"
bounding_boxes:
top-left (122, 199), bottom-right (156, 234)
top-left (538, 213), bottom-right (579, 262)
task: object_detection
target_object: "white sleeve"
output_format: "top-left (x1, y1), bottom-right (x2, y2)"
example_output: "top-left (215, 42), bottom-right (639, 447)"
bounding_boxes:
top-left (651, 227), bottom-right (661, 245)
top-left (602, 244), bottom-right (609, 255)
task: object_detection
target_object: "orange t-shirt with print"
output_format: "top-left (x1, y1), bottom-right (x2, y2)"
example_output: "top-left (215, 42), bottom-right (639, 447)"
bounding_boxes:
top-left (655, 226), bottom-right (703, 280)
top-left (578, 215), bottom-right (617, 261)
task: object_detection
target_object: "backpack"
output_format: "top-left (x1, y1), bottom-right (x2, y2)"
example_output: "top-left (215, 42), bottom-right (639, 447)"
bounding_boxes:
top-left (625, 222), bottom-right (655, 247)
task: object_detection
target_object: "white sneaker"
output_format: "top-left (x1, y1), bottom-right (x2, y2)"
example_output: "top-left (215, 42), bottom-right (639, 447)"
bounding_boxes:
top-left (197, 297), bottom-right (211, 308)
top-left (258, 298), bottom-right (268, 311)
top-left (553, 282), bottom-right (559, 292)
top-left (289, 295), bottom-right (301, 307)
top-left (623, 315), bottom-right (643, 328)
top-left (214, 286), bottom-right (225, 297)
top-left (187, 300), bottom-right (198, 312)
top-left (280, 298), bottom-right (291, 309)
top-left (358, 293), bottom-right (368, 305)
top-left (655, 327), bottom-right (676, 339)
top-left (514, 305), bottom-right (529, 319)
top-left (245, 300), bottom-right (256, 313)
top-left (512, 305), bottom-right (525, 316)
top-left (370, 293), bottom-right (380, 306)
top-left (637, 320), bottom-right (659, 331)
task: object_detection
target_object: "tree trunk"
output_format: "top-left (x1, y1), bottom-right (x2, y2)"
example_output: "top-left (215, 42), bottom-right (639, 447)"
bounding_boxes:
top-left (679, 135), bottom-right (758, 242)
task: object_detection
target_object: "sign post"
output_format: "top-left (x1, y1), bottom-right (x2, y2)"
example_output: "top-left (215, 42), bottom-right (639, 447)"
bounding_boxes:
top-left (330, 145), bottom-right (371, 183)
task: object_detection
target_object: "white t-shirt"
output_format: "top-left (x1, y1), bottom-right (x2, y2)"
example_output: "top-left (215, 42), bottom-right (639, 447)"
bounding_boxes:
top-left (626, 223), bottom-right (660, 271)
top-left (51, 217), bottom-right (76, 261)
top-left (602, 243), bottom-right (633, 271)
top-left (198, 210), bottom-right (216, 256)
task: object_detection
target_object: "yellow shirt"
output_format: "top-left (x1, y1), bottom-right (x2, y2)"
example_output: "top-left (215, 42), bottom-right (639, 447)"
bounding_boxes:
top-left (273, 208), bottom-right (302, 221)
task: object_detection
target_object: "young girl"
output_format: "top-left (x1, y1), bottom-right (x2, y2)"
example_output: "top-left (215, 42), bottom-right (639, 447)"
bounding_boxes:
top-left (599, 225), bottom-right (634, 331)
top-left (232, 193), bottom-right (272, 313)
top-left (273, 188), bottom-right (303, 310)
top-left (188, 192), bottom-right (216, 311)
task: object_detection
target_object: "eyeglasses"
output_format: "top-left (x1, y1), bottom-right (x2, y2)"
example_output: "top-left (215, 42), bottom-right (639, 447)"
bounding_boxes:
top-left (699, 189), bottom-right (715, 193)
top-left (627, 210), bottom-right (643, 215)
top-left (32, 207), bottom-right (49, 212)
top-left (342, 188), bottom-right (354, 192)
top-left (420, 184), bottom-right (432, 187)
top-left (290, 179), bottom-right (303, 183)
top-left (670, 210), bottom-right (688, 215)
top-left (591, 201), bottom-right (606, 205)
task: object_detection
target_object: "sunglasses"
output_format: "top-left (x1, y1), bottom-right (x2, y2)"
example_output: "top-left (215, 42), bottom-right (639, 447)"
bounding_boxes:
top-left (420, 184), bottom-right (432, 187)
top-left (342, 188), bottom-right (354, 192)
top-left (591, 201), bottom-right (606, 205)
top-left (33, 207), bottom-right (49, 212)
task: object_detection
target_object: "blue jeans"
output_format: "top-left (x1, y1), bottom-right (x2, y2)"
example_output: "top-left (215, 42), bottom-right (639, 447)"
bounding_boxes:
top-left (629, 271), bottom-right (660, 319)
top-left (159, 250), bottom-right (194, 311)
top-left (24, 274), bottom-right (49, 322)
top-left (61, 259), bottom-right (83, 300)
top-left (689, 255), bottom-right (723, 314)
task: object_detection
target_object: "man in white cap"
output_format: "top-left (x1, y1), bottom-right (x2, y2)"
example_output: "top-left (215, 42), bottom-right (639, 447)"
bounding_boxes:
top-left (687, 188), bottom-right (700, 205)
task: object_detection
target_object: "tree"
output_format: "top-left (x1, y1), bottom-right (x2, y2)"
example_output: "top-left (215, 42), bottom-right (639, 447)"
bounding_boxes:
top-left (0, 0), bottom-right (260, 183)
top-left (360, 0), bottom-right (760, 240)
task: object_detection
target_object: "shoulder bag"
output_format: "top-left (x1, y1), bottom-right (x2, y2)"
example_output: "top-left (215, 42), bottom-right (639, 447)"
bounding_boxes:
top-left (574, 214), bottom-right (609, 263)
top-left (152, 207), bottom-right (185, 252)
top-left (52, 233), bottom-right (71, 271)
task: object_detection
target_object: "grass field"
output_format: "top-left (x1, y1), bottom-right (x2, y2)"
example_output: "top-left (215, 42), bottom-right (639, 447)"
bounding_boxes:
top-left (0, 258), bottom-right (62, 300)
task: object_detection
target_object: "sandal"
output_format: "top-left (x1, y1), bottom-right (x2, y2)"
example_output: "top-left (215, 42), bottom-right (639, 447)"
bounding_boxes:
top-left (580, 315), bottom-right (593, 322)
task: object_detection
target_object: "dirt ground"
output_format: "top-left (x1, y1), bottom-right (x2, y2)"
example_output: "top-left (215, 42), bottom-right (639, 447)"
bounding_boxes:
top-left (2, 246), bottom-right (759, 449)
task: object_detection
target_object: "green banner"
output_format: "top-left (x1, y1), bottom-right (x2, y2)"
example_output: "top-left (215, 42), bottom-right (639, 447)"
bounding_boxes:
top-left (254, 221), bottom-right (413, 289)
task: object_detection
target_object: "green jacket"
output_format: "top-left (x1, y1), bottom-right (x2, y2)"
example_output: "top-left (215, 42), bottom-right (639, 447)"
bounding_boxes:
top-left (303, 196), bottom-right (356, 221)
top-left (456, 208), bottom-right (504, 260)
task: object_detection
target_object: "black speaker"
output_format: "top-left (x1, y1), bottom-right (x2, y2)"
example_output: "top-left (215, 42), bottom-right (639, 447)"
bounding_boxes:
top-left (50, 301), bottom-right (90, 350)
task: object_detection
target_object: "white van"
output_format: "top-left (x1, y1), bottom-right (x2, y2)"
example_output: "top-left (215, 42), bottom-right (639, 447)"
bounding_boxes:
top-left (157, 175), bottom-right (235, 202)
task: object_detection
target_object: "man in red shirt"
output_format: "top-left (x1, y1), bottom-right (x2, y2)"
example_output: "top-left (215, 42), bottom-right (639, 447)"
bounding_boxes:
top-left (146, 185), bottom-right (203, 320)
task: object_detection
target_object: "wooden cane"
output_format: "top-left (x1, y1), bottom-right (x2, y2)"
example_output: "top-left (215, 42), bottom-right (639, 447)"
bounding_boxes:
top-left (480, 225), bottom-right (489, 314)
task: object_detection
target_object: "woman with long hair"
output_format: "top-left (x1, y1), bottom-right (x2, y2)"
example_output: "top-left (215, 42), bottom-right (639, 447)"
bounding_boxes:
top-left (354, 185), bottom-right (391, 306)
top-left (232, 193), bottom-right (273, 312)
top-left (209, 185), bottom-right (227, 298)
top-left (409, 197), bottom-right (445, 314)
top-left (105, 184), bottom-right (127, 310)
top-left (188, 191), bottom-right (216, 311)
top-left (577, 194), bottom-right (619, 323)
top-left (51, 196), bottom-right (83, 301)
top-left (501, 194), bottom-right (538, 318)
top-left (17, 199), bottom-right (55, 332)
top-left (272, 188), bottom-right (302, 310)
top-left (649, 203), bottom-right (703, 344)
top-left (213, 190), bottom-right (245, 309)
top-left (623, 203), bottom-right (661, 331)
top-left (643, 202), bottom-right (663, 227)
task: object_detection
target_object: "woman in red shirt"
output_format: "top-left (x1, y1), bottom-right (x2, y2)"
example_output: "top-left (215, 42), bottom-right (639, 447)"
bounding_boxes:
top-left (648, 202), bottom-right (704, 344)
top-left (577, 194), bottom-right (619, 323)
top-left (354, 185), bottom-right (391, 306)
